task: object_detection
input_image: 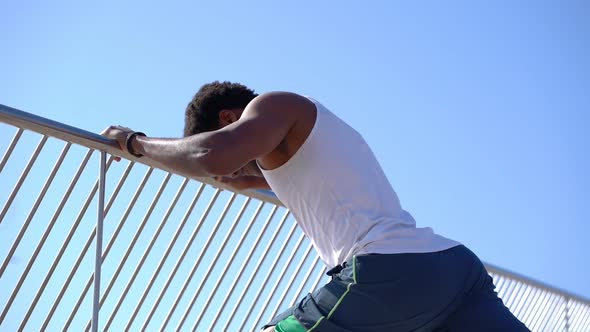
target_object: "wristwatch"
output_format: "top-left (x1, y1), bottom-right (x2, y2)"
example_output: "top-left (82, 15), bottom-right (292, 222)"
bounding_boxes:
top-left (125, 131), bottom-right (147, 157)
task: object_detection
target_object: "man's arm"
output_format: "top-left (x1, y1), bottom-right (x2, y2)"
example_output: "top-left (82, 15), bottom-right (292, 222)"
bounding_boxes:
top-left (102, 92), bottom-right (302, 177)
top-left (214, 176), bottom-right (271, 191)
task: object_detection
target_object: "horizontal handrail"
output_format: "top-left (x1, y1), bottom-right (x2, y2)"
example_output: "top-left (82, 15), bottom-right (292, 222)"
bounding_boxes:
top-left (0, 104), bottom-right (282, 206)
top-left (486, 263), bottom-right (590, 304)
top-left (1, 102), bottom-right (589, 306)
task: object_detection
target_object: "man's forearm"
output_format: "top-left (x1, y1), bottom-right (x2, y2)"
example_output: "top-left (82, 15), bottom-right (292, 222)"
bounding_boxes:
top-left (248, 176), bottom-right (271, 190)
top-left (214, 175), bottom-right (271, 191)
top-left (131, 135), bottom-right (215, 177)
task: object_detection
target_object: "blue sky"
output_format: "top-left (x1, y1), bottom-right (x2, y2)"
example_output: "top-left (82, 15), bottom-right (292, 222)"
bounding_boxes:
top-left (1, 0), bottom-right (589, 329)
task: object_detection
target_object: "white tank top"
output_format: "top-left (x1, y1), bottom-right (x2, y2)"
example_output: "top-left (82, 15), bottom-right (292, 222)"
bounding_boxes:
top-left (259, 97), bottom-right (460, 268)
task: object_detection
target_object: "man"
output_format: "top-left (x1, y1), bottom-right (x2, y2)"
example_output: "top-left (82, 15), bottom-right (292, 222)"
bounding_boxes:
top-left (102, 81), bottom-right (529, 331)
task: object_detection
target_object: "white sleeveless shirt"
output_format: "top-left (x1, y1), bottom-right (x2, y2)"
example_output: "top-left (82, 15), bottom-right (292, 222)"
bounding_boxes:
top-left (259, 97), bottom-right (460, 268)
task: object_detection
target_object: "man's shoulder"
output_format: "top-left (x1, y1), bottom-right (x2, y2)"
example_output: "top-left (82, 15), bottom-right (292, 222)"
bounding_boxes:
top-left (247, 91), bottom-right (315, 113)
top-left (241, 91), bottom-right (317, 130)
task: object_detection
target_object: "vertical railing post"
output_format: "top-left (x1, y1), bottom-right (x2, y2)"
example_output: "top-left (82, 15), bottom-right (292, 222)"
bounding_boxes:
top-left (92, 151), bottom-right (106, 332)
top-left (564, 296), bottom-right (570, 332)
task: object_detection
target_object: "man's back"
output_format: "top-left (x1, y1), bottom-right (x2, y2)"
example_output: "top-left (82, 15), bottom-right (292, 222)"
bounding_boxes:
top-left (259, 97), bottom-right (459, 268)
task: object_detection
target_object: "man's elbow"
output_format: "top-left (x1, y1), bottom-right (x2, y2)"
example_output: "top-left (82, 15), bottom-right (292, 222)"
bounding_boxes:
top-left (174, 149), bottom-right (225, 178)
top-left (198, 154), bottom-right (240, 177)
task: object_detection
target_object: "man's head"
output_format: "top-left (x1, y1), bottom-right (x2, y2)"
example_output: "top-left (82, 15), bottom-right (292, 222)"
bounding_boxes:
top-left (185, 81), bottom-right (263, 178)
top-left (184, 81), bottom-right (258, 137)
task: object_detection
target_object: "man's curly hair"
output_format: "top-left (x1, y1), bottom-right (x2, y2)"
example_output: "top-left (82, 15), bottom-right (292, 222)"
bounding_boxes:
top-left (184, 81), bottom-right (258, 136)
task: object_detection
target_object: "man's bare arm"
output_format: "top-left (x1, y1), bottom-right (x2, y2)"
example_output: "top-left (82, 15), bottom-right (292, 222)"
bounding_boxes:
top-left (102, 92), bottom-right (302, 177)
top-left (215, 176), bottom-right (271, 191)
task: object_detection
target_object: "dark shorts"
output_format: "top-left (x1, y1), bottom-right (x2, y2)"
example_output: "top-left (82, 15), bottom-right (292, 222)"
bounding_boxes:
top-left (263, 245), bottom-right (530, 332)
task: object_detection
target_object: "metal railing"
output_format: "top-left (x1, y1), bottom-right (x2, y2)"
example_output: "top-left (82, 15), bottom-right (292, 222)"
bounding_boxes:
top-left (1, 103), bottom-right (589, 332)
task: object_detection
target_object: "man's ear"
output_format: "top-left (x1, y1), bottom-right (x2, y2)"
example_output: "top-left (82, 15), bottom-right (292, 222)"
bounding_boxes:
top-left (219, 110), bottom-right (239, 126)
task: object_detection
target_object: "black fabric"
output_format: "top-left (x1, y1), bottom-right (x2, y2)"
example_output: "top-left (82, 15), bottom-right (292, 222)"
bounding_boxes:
top-left (263, 246), bottom-right (530, 332)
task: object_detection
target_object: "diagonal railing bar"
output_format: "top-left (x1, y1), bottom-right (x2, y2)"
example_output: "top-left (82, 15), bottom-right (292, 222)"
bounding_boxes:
top-left (567, 299), bottom-right (574, 332)
top-left (2, 104), bottom-right (590, 331)
top-left (526, 291), bottom-right (547, 328)
top-left (103, 160), bottom-right (135, 215)
top-left (505, 281), bottom-right (523, 309)
top-left (558, 299), bottom-right (568, 330)
top-left (100, 177), bottom-right (190, 330)
top-left (571, 301), bottom-right (581, 330)
top-left (7, 148), bottom-right (93, 326)
top-left (0, 142), bottom-right (71, 277)
top-left (565, 299), bottom-right (573, 332)
top-left (515, 285), bottom-right (531, 318)
top-left (559, 302), bottom-right (569, 331)
top-left (0, 135), bottom-right (48, 224)
top-left (0, 128), bottom-right (23, 174)
top-left (139, 189), bottom-right (229, 330)
top-left (545, 296), bottom-right (562, 331)
top-left (524, 289), bottom-right (545, 325)
top-left (532, 292), bottom-right (551, 328)
top-left (159, 196), bottom-right (251, 331)
top-left (61, 167), bottom-right (155, 331)
top-left (521, 289), bottom-right (543, 326)
top-left (526, 292), bottom-right (558, 328)
top-left (14, 155), bottom-right (115, 331)
top-left (247, 236), bottom-right (311, 332)
top-left (582, 309), bottom-right (590, 332)
top-left (577, 302), bottom-right (590, 331)
top-left (581, 306), bottom-right (590, 331)
top-left (540, 292), bottom-right (559, 329)
top-left (172, 200), bottom-right (265, 331)
top-left (291, 255), bottom-right (324, 307)
top-left (575, 302), bottom-right (588, 331)
top-left (82, 172), bottom-right (173, 332)
top-left (514, 286), bottom-right (533, 318)
top-left (526, 290), bottom-right (544, 323)
top-left (305, 260), bottom-right (327, 302)
top-left (92, 172), bottom-right (176, 308)
top-left (503, 280), bottom-right (520, 306)
top-left (206, 209), bottom-right (290, 332)
top-left (495, 276), bottom-right (508, 295)
top-left (0, 147), bottom-right (92, 327)
top-left (101, 167), bottom-right (155, 261)
top-left (570, 301), bottom-right (581, 330)
top-left (496, 278), bottom-right (510, 304)
top-left (121, 184), bottom-right (206, 331)
top-left (506, 281), bottom-right (521, 309)
top-left (540, 292), bottom-right (561, 330)
top-left (541, 294), bottom-right (561, 331)
top-left (203, 205), bottom-right (281, 331)
top-left (536, 293), bottom-right (558, 331)
top-left (262, 243), bottom-right (318, 329)
top-left (39, 157), bottom-right (125, 331)
top-left (497, 275), bottom-right (508, 291)
top-left (241, 230), bottom-right (307, 332)
top-left (27, 157), bottom-right (132, 327)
